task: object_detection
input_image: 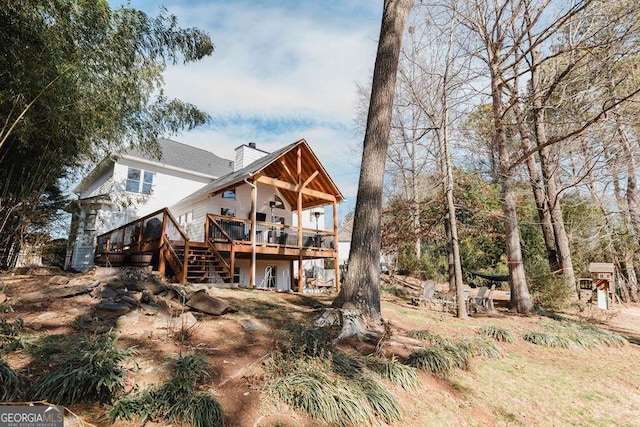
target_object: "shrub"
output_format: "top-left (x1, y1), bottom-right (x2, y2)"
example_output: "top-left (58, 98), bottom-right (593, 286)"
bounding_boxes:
top-left (110, 353), bottom-right (223, 427)
top-left (523, 321), bottom-right (627, 349)
top-left (478, 325), bottom-right (515, 343)
top-left (0, 357), bottom-right (20, 401)
top-left (264, 323), bottom-right (408, 425)
top-left (27, 333), bottom-right (136, 405)
top-left (0, 317), bottom-right (24, 354)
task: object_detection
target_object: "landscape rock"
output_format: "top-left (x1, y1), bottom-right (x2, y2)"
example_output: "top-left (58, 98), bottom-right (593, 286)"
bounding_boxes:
top-left (19, 291), bottom-right (45, 303)
top-left (48, 275), bottom-right (70, 285)
top-left (140, 303), bottom-right (160, 315)
top-left (140, 289), bottom-right (156, 304)
top-left (36, 311), bottom-right (58, 321)
top-left (119, 295), bottom-right (141, 307)
top-left (176, 311), bottom-right (198, 330)
top-left (46, 284), bottom-right (92, 298)
top-left (0, 293), bottom-right (7, 304)
top-left (96, 301), bottom-right (132, 315)
top-left (133, 280), bottom-right (165, 295)
top-left (101, 287), bottom-right (117, 299)
top-left (116, 310), bottom-right (140, 328)
top-left (152, 312), bottom-right (174, 329)
top-left (239, 318), bottom-right (268, 333)
top-left (186, 289), bottom-right (233, 316)
top-left (67, 277), bottom-right (101, 289)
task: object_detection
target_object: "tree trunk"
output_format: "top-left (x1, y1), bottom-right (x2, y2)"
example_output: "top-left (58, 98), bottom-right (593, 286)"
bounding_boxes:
top-left (531, 75), bottom-right (579, 303)
top-left (490, 60), bottom-right (533, 314)
top-left (333, 0), bottom-right (412, 324)
top-left (536, 144), bottom-right (577, 303)
top-left (512, 96), bottom-right (559, 272)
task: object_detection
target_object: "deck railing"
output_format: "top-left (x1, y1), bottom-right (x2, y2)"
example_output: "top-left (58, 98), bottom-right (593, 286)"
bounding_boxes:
top-left (94, 208), bottom-right (189, 282)
top-left (206, 214), bottom-right (335, 249)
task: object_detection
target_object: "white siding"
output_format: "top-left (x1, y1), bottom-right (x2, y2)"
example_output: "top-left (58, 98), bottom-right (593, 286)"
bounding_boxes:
top-left (111, 159), bottom-right (211, 218)
top-left (79, 167), bottom-right (113, 199)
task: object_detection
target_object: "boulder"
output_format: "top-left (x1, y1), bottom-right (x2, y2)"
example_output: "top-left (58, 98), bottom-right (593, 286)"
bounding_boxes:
top-left (140, 289), bottom-right (156, 304)
top-left (177, 312), bottom-right (198, 330)
top-left (46, 284), bottom-right (92, 298)
top-left (36, 311), bottom-right (58, 321)
top-left (96, 301), bottom-right (132, 315)
top-left (133, 280), bottom-right (165, 295)
top-left (152, 312), bottom-right (174, 329)
top-left (0, 293), bottom-right (7, 304)
top-left (186, 289), bottom-right (233, 316)
top-left (116, 310), bottom-right (140, 328)
top-left (67, 277), bottom-right (101, 289)
top-left (48, 275), bottom-right (70, 285)
top-left (19, 291), bottom-right (46, 303)
top-left (101, 287), bottom-right (117, 300)
top-left (119, 295), bottom-right (141, 307)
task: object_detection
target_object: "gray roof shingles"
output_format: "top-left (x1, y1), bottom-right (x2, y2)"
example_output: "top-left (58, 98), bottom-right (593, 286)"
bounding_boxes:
top-left (124, 138), bottom-right (234, 178)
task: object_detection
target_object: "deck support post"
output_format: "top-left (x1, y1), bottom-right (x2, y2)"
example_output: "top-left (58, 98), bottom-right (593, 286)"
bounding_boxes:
top-left (332, 200), bottom-right (340, 293)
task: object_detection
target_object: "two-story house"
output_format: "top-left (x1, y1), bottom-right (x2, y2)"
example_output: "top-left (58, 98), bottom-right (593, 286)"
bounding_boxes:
top-left (65, 138), bottom-right (233, 271)
top-left (93, 138), bottom-right (344, 292)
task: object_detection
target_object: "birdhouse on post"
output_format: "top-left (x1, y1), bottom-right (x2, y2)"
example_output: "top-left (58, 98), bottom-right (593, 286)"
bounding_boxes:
top-left (588, 263), bottom-right (615, 310)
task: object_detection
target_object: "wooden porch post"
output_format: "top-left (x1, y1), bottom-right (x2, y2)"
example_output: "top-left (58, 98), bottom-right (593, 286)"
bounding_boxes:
top-left (290, 260), bottom-right (295, 292)
top-left (333, 200), bottom-right (340, 293)
top-left (297, 191), bottom-right (304, 293)
top-left (182, 241), bottom-right (189, 285)
top-left (230, 246), bottom-right (236, 286)
top-left (136, 219), bottom-right (143, 252)
top-left (158, 213), bottom-right (168, 276)
top-left (249, 182), bottom-right (256, 289)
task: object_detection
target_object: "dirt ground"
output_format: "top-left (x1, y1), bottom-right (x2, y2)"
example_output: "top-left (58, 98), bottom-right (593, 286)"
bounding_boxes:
top-left (1, 268), bottom-right (640, 426)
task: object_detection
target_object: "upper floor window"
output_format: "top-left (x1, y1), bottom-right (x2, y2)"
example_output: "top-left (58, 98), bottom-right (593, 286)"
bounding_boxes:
top-left (222, 189), bottom-right (236, 200)
top-left (126, 168), bottom-right (154, 194)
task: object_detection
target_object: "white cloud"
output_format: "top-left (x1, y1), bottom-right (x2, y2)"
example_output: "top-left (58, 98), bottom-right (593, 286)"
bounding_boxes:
top-left (123, 0), bottom-right (382, 219)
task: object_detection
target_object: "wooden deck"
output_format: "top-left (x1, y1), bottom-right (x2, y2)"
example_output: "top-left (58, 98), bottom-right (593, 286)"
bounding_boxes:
top-left (94, 209), bottom-right (339, 291)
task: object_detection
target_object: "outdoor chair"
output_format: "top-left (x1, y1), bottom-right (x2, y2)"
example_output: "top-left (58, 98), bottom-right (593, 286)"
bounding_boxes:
top-left (468, 285), bottom-right (495, 312)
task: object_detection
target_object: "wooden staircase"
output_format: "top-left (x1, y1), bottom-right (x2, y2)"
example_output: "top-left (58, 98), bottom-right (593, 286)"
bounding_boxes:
top-left (185, 244), bottom-right (232, 284)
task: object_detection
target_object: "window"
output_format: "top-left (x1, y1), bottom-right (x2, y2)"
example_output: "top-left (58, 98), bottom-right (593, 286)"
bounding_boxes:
top-left (125, 168), bottom-right (154, 194)
top-left (221, 207), bottom-right (235, 217)
top-left (125, 168), bottom-right (140, 192)
top-left (178, 211), bottom-right (193, 227)
top-left (222, 189), bottom-right (236, 200)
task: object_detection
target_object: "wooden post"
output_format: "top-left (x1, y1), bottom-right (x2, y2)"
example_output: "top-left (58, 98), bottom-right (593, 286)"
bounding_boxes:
top-left (250, 183), bottom-right (256, 289)
top-left (136, 219), bottom-right (143, 252)
top-left (158, 213), bottom-right (168, 276)
top-left (333, 201), bottom-right (340, 293)
top-left (204, 214), bottom-right (210, 243)
top-left (298, 254), bottom-right (304, 293)
top-left (182, 241), bottom-right (189, 285)
top-left (230, 246), bottom-right (236, 286)
top-left (290, 260), bottom-right (295, 292)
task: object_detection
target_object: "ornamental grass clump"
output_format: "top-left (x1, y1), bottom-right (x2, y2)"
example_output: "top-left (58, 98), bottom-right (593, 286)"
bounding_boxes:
top-left (109, 353), bottom-right (223, 427)
top-left (407, 329), bottom-right (449, 345)
top-left (478, 325), bottom-right (515, 343)
top-left (523, 320), bottom-right (627, 349)
top-left (27, 333), bottom-right (136, 405)
top-left (0, 357), bottom-right (20, 401)
top-left (406, 334), bottom-right (502, 378)
top-left (264, 323), bottom-right (408, 426)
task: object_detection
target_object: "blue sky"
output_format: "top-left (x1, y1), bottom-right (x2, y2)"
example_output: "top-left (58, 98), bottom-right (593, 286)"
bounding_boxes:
top-left (113, 0), bottom-right (383, 220)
